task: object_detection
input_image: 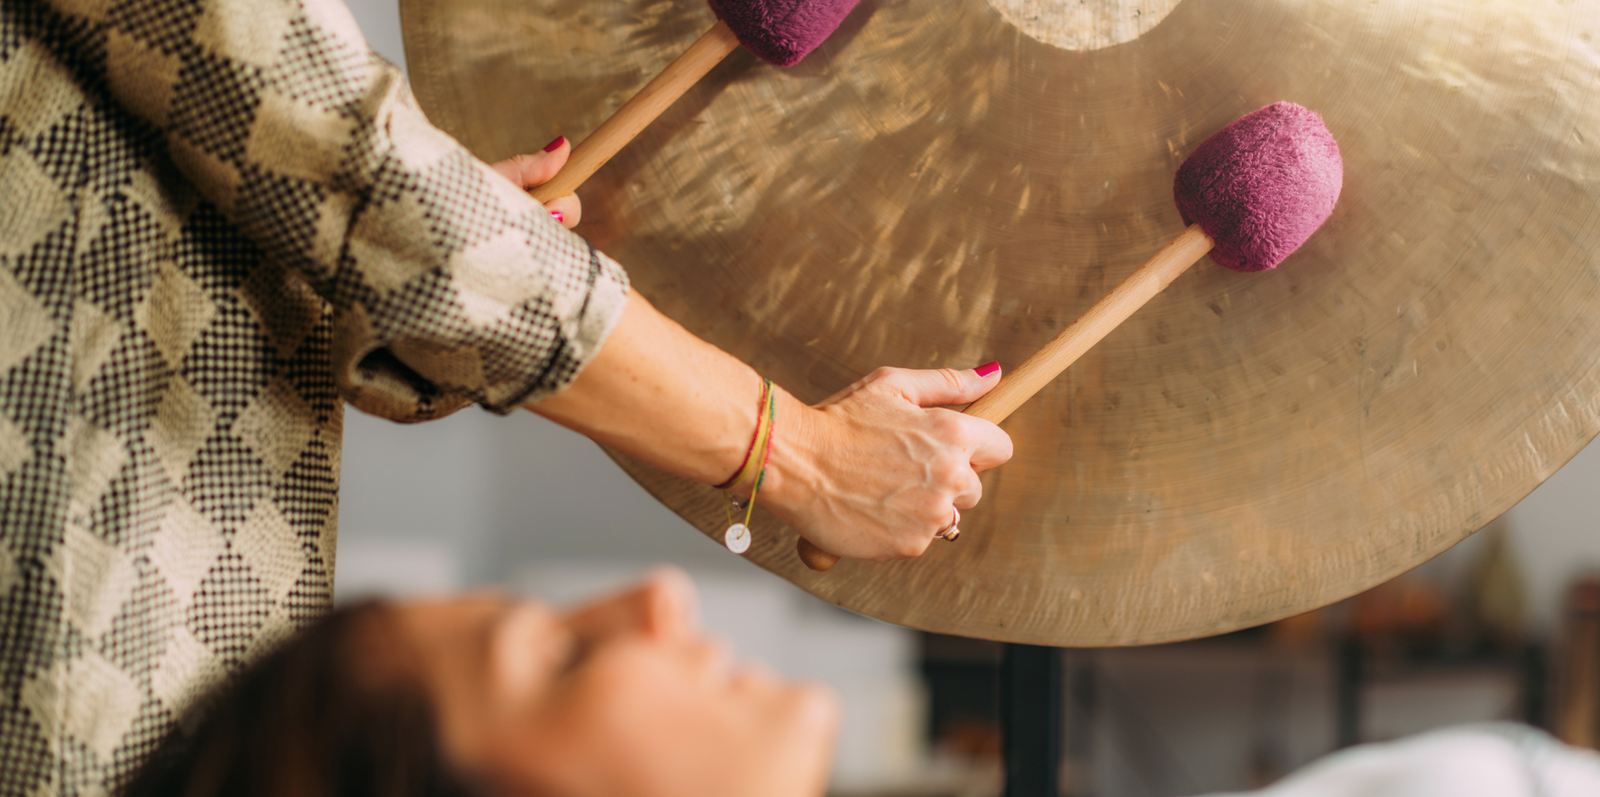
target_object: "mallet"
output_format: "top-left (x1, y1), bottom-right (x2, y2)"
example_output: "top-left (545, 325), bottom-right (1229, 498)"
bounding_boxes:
top-left (530, 0), bottom-right (860, 204)
top-left (797, 101), bottom-right (1344, 571)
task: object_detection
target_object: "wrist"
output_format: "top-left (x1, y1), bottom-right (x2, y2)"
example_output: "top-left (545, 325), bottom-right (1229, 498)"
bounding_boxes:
top-left (714, 377), bottom-right (774, 491)
top-left (754, 386), bottom-right (823, 512)
top-left (683, 367), bottom-right (761, 489)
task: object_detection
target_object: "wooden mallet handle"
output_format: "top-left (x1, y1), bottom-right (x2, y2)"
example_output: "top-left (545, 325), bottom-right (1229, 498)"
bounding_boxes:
top-left (530, 20), bottom-right (741, 205)
top-left (797, 223), bottom-right (1216, 571)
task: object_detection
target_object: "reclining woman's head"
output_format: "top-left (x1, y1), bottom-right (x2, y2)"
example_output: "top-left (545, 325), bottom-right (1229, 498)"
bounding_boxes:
top-left (127, 568), bottom-right (839, 797)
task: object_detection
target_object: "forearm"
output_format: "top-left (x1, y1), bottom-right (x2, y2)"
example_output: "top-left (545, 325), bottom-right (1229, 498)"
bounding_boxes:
top-left (525, 290), bottom-right (800, 488)
top-left (526, 287), bottom-right (1012, 564)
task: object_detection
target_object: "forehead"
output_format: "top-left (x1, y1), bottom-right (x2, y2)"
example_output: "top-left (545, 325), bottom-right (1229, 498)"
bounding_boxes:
top-left (388, 594), bottom-right (559, 653)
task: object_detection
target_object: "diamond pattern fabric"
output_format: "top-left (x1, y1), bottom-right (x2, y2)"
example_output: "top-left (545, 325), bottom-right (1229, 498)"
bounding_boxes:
top-left (0, 0), bottom-right (630, 791)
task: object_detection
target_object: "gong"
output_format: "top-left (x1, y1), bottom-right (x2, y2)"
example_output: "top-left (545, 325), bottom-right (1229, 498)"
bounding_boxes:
top-left (400, 0), bottom-right (1600, 645)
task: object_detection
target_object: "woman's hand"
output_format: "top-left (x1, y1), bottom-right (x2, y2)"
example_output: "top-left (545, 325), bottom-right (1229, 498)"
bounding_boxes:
top-left (492, 138), bottom-right (581, 229)
top-left (760, 367), bottom-right (1013, 562)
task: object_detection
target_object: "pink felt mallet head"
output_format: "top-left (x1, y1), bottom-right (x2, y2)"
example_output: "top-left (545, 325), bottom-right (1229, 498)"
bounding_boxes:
top-left (1175, 101), bottom-right (1344, 272)
top-left (708, 0), bottom-right (862, 66)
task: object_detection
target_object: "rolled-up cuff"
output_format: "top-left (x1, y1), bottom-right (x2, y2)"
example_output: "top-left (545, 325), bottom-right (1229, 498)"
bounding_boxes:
top-left (488, 244), bottom-right (630, 412)
top-left (333, 239), bottom-right (630, 423)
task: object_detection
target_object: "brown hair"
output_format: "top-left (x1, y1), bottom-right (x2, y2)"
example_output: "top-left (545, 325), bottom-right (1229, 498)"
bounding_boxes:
top-left (124, 601), bottom-right (482, 797)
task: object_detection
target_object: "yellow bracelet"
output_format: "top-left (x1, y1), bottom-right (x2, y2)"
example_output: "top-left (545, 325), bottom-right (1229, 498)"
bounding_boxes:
top-left (714, 378), bottom-right (771, 491)
top-left (722, 380), bottom-right (776, 554)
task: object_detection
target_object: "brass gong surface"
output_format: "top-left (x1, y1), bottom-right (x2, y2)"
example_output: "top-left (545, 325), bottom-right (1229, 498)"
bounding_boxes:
top-left (401, 0), bottom-right (1600, 645)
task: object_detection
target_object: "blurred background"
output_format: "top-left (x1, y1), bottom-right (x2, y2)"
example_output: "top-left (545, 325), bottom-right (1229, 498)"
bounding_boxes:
top-left (340, 2), bottom-right (1600, 793)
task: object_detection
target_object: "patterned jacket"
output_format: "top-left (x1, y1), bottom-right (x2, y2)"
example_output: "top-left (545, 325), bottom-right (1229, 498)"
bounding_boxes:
top-left (0, 0), bottom-right (629, 790)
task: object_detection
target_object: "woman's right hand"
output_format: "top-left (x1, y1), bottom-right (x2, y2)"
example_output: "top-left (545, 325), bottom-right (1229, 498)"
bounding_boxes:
top-left (760, 366), bottom-right (1014, 562)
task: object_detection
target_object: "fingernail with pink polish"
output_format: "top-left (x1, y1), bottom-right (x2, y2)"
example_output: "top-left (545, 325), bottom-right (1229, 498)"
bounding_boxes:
top-left (550, 209), bottom-right (565, 223)
top-left (975, 361), bottom-right (1000, 377)
top-left (543, 135), bottom-right (566, 152)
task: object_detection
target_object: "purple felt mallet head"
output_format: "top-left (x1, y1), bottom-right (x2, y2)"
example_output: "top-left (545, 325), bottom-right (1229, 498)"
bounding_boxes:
top-left (706, 0), bottom-right (861, 66)
top-left (1174, 101), bottom-right (1343, 273)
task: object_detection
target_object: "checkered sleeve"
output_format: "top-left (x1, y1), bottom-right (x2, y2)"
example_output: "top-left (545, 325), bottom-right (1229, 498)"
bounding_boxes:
top-left (46, 0), bottom-right (629, 421)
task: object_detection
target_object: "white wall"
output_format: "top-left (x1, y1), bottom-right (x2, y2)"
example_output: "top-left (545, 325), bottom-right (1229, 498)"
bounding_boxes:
top-left (1504, 437), bottom-right (1600, 635)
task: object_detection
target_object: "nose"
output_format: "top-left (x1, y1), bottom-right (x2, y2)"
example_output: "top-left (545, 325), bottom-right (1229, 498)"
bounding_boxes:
top-left (564, 566), bottom-right (701, 641)
top-left (634, 566), bottom-right (700, 639)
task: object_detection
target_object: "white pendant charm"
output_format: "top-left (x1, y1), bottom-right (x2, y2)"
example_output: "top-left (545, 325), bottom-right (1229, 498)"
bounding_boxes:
top-left (724, 523), bottom-right (751, 554)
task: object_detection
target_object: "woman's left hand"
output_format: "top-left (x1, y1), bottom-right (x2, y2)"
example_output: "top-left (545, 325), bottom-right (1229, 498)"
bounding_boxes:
top-left (492, 139), bottom-right (581, 229)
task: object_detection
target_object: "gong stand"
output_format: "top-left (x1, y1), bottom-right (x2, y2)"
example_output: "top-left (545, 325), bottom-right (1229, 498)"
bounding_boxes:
top-left (1001, 643), bottom-right (1064, 797)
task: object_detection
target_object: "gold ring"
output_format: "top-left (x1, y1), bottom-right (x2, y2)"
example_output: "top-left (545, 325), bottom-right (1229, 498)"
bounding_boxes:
top-left (935, 507), bottom-right (960, 541)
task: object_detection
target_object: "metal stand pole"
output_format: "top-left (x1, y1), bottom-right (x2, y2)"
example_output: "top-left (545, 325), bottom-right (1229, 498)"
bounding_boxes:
top-left (1001, 643), bottom-right (1064, 797)
top-left (1335, 638), bottom-right (1361, 749)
